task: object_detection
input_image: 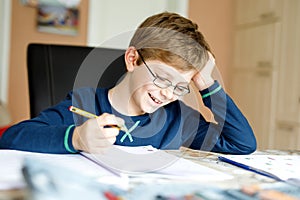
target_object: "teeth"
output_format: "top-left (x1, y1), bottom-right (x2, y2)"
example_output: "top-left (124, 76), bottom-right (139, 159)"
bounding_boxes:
top-left (149, 93), bottom-right (162, 104)
top-left (154, 98), bottom-right (161, 104)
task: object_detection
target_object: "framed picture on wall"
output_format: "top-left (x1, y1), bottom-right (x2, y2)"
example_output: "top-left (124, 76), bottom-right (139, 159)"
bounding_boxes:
top-left (37, 5), bottom-right (79, 36)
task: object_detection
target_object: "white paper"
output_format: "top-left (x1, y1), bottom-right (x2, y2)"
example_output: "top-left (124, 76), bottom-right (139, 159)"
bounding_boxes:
top-left (81, 145), bottom-right (233, 181)
top-left (0, 146), bottom-right (233, 191)
top-left (220, 155), bottom-right (300, 181)
top-left (0, 150), bottom-right (123, 190)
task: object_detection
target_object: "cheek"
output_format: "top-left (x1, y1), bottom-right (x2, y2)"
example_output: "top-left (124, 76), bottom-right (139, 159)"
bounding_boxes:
top-left (129, 73), bottom-right (153, 94)
top-left (130, 83), bottom-right (153, 101)
top-left (132, 67), bottom-right (152, 82)
top-left (135, 83), bottom-right (157, 97)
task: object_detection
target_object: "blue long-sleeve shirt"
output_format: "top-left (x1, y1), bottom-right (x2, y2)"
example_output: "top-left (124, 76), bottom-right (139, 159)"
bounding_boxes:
top-left (0, 82), bottom-right (256, 154)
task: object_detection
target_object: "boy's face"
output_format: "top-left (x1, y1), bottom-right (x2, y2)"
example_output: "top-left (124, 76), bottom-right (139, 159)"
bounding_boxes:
top-left (128, 60), bottom-right (197, 114)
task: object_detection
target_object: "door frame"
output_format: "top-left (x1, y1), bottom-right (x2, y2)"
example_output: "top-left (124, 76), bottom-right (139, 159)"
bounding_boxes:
top-left (0, 0), bottom-right (11, 104)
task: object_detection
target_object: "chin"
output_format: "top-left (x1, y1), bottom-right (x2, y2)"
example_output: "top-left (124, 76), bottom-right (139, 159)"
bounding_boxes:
top-left (141, 105), bottom-right (160, 114)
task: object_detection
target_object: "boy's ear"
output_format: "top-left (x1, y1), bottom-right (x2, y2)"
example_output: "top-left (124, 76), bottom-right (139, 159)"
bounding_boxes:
top-left (124, 46), bottom-right (139, 72)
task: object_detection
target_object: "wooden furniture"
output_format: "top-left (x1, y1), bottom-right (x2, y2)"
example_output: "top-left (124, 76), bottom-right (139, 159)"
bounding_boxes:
top-left (230, 0), bottom-right (300, 150)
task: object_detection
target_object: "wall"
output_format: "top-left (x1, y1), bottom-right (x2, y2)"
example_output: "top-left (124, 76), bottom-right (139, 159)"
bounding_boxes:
top-left (188, 0), bottom-right (234, 89)
top-left (8, 0), bottom-right (88, 123)
top-left (7, 0), bottom-right (234, 123)
top-left (87, 0), bottom-right (188, 48)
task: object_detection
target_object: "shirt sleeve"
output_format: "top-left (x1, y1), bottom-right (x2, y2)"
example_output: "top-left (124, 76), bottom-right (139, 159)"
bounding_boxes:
top-left (183, 81), bottom-right (257, 155)
top-left (0, 93), bottom-right (74, 153)
top-left (0, 87), bottom-right (98, 154)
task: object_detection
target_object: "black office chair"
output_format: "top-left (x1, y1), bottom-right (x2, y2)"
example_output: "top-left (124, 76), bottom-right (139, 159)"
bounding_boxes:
top-left (27, 43), bottom-right (126, 118)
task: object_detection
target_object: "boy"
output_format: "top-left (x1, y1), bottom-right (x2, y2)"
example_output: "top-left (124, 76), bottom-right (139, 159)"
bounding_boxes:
top-left (0, 12), bottom-right (256, 155)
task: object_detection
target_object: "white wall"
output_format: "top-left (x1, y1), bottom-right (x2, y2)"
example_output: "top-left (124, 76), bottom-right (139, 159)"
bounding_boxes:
top-left (0, 0), bottom-right (188, 105)
top-left (87, 0), bottom-right (188, 48)
top-left (0, 0), bottom-right (11, 105)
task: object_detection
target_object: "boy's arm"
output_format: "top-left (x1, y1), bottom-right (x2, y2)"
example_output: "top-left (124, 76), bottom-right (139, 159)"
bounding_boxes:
top-left (187, 52), bottom-right (256, 154)
top-left (185, 81), bottom-right (257, 154)
top-left (0, 95), bottom-right (75, 154)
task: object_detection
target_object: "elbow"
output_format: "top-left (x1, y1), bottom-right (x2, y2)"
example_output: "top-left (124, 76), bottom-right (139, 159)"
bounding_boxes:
top-left (227, 127), bottom-right (257, 155)
top-left (245, 126), bottom-right (257, 154)
top-left (249, 135), bottom-right (257, 153)
top-left (235, 120), bottom-right (257, 154)
top-left (213, 135), bottom-right (257, 155)
top-left (237, 131), bottom-right (257, 155)
top-left (228, 140), bottom-right (256, 155)
top-left (240, 139), bottom-right (257, 155)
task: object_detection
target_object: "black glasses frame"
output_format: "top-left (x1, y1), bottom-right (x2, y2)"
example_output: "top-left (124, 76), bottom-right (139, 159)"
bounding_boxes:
top-left (137, 50), bottom-right (190, 96)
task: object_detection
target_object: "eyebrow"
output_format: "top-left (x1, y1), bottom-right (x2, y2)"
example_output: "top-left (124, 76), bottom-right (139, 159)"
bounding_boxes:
top-left (154, 68), bottom-right (172, 78)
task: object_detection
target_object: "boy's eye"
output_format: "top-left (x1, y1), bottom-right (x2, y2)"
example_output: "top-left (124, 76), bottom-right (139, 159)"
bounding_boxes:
top-left (177, 85), bottom-right (189, 91)
top-left (176, 86), bottom-right (185, 92)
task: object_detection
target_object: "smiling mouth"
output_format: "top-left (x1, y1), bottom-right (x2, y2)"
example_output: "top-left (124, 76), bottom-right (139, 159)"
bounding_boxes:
top-left (148, 93), bottom-right (163, 104)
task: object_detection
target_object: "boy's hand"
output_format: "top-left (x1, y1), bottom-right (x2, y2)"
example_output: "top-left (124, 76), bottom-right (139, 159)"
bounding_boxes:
top-left (72, 113), bottom-right (124, 154)
top-left (192, 52), bottom-right (215, 91)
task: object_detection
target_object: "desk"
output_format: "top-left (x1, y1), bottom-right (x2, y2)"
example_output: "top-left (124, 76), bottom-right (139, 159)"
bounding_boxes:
top-left (0, 189), bottom-right (29, 200)
top-left (1, 148), bottom-right (299, 200)
top-left (170, 148), bottom-right (300, 188)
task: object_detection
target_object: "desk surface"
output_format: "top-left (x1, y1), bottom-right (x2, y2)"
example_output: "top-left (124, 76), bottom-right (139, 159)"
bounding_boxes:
top-left (170, 148), bottom-right (300, 188)
top-left (1, 148), bottom-right (300, 200)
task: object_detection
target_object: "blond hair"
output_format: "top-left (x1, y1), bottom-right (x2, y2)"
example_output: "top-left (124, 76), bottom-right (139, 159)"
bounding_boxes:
top-left (129, 12), bottom-right (212, 71)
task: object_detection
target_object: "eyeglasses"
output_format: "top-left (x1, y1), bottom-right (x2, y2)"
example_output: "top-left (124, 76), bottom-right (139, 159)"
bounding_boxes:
top-left (137, 50), bottom-right (190, 96)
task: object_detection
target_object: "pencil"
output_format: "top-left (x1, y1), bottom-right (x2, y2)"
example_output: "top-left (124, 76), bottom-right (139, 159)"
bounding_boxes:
top-left (69, 106), bottom-right (98, 118)
top-left (68, 106), bottom-right (125, 131)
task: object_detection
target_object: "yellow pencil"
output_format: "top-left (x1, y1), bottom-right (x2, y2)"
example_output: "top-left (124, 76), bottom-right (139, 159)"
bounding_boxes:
top-left (69, 106), bottom-right (98, 118)
top-left (68, 106), bottom-right (128, 132)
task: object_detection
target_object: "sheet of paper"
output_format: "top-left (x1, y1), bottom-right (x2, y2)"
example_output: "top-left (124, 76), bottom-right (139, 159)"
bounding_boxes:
top-left (0, 150), bottom-right (27, 190)
top-left (0, 146), bottom-right (232, 191)
top-left (0, 150), bottom-right (123, 190)
top-left (220, 155), bottom-right (300, 181)
top-left (81, 145), bottom-right (233, 181)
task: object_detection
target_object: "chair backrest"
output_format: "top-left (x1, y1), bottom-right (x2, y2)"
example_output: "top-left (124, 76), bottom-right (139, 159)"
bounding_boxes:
top-left (27, 43), bottom-right (126, 118)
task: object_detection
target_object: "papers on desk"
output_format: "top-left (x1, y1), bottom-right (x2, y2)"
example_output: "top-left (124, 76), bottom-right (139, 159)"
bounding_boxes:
top-left (81, 145), bottom-right (233, 181)
top-left (219, 154), bottom-right (300, 184)
top-left (0, 150), bottom-right (27, 190)
top-left (0, 150), bottom-right (123, 190)
top-left (0, 146), bottom-right (232, 191)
